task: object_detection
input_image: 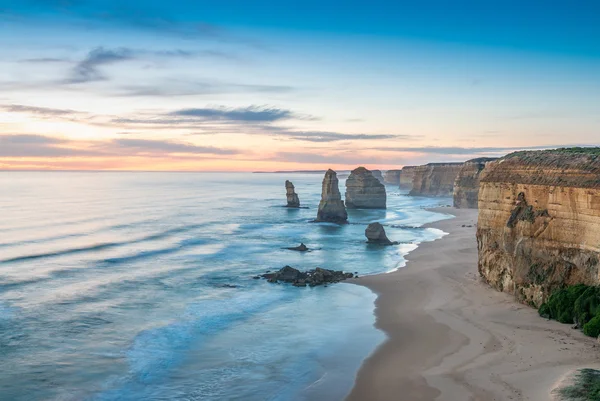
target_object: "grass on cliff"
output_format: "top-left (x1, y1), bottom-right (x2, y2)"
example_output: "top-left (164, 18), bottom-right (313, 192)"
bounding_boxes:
top-left (539, 285), bottom-right (600, 337)
top-left (554, 368), bottom-right (600, 401)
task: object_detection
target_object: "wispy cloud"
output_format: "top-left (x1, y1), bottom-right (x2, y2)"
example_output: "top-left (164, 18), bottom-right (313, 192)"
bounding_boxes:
top-left (110, 138), bottom-right (238, 155)
top-left (170, 106), bottom-right (295, 122)
top-left (2, 104), bottom-right (85, 116)
top-left (65, 47), bottom-right (136, 84)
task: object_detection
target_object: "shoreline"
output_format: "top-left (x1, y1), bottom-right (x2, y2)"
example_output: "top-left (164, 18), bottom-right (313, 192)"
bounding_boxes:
top-left (346, 207), bottom-right (600, 401)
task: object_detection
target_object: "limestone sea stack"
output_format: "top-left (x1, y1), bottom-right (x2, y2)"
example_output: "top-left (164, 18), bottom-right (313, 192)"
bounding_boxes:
top-left (316, 169), bottom-right (348, 223)
top-left (285, 180), bottom-right (300, 207)
top-left (409, 162), bottom-right (464, 196)
top-left (371, 169), bottom-right (385, 184)
top-left (399, 166), bottom-right (417, 188)
top-left (365, 222), bottom-right (396, 245)
top-left (384, 170), bottom-right (402, 185)
top-left (345, 167), bottom-right (387, 209)
top-left (453, 158), bottom-right (498, 208)
top-left (476, 149), bottom-right (600, 306)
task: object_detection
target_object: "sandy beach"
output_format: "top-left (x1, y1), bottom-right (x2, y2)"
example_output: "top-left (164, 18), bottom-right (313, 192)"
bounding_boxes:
top-left (347, 207), bottom-right (600, 401)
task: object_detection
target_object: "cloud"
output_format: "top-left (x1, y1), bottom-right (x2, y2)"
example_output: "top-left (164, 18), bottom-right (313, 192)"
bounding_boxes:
top-left (276, 131), bottom-right (408, 143)
top-left (110, 138), bottom-right (238, 155)
top-left (65, 47), bottom-right (135, 84)
top-left (170, 106), bottom-right (294, 122)
top-left (2, 104), bottom-right (84, 116)
top-left (0, 134), bottom-right (239, 158)
top-left (115, 81), bottom-right (294, 97)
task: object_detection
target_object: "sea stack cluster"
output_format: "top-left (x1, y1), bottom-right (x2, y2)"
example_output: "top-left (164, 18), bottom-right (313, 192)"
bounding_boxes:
top-left (345, 167), bottom-right (386, 209)
top-left (285, 180), bottom-right (300, 207)
top-left (316, 169), bottom-right (348, 223)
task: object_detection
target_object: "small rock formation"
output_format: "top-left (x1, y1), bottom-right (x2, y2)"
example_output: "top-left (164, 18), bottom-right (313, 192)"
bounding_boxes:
top-left (285, 243), bottom-right (309, 252)
top-left (316, 169), bottom-right (348, 223)
top-left (345, 167), bottom-right (387, 209)
top-left (371, 169), bottom-right (385, 183)
top-left (453, 157), bottom-right (498, 209)
top-left (365, 222), bottom-right (397, 245)
top-left (384, 170), bottom-right (402, 185)
top-left (477, 148), bottom-right (600, 307)
top-left (262, 266), bottom-right (354, 287)
top-left (399, 166), bottom-right (417, 188)
top-left (409, 162), bottom-right (464, 197)
top-left (285, 180), bottom-right (300, 207)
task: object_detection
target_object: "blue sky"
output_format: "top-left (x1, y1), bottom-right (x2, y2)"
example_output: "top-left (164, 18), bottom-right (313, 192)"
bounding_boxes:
top-left (0, 0), bottom-right (598, 170)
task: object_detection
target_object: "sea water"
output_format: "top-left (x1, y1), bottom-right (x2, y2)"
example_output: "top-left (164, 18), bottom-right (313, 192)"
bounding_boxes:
top-left (0, 172), bottom-right (452, 401)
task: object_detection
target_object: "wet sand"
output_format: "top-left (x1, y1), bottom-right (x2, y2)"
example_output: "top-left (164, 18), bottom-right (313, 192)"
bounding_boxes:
top-left (347, 207), bottom-right (600, 401)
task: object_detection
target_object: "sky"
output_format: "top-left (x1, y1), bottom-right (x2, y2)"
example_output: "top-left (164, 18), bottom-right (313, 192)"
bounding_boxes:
top-left (0, 0), bottom-right (599, 171)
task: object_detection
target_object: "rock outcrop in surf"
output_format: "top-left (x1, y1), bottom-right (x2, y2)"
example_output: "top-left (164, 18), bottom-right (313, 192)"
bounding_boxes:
top-left (285, 180), bottom-right (300, 208)
top-left (345, 167), bottom-right (387, 209)
top-left (365, 222), bottom-right (396, 245)
top-left (262, 266), bottom-right (354, 287)
top-left (316, 169), bottom-right (348, 223)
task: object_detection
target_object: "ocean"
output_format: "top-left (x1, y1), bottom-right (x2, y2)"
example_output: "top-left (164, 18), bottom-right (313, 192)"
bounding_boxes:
top-left (0, 172), bottom-right (452, 401)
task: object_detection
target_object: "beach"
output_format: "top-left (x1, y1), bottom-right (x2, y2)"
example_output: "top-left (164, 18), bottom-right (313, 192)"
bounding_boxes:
top-left (347, 207), bottom-right (600, 401)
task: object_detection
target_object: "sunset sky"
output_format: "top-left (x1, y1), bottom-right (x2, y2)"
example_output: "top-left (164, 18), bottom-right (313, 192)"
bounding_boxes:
top-left (1, 1), bottom-right (599, 171)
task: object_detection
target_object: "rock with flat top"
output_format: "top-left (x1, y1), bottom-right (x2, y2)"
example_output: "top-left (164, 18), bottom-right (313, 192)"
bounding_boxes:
top-left (345, 167), bottom-right (386, 209)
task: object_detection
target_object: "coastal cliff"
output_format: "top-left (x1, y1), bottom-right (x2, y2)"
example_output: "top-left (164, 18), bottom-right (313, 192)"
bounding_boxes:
top-left (383, 170), bottom-right (402, 185)
top-left (345, 167), bottom-right (386, 209)
top-left (453, 158), bottom-right (498, 208)
top-left (477, 149), bottom-right (600, 306)
top-left (399, 166), bottom-right (417, 188)
top-left (409, 163), bottom-right (463, 196)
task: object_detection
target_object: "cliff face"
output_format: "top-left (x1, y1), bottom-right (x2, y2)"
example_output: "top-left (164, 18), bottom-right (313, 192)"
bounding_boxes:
top-left (384, 170), bottom-right (402, 185)
top-left (316, 169), bottom-right (348, 223)
top-left (345, 167), bottom-right (386, 209)
top-left (477, 150), bottom-right (600, 306)
top-left (453, 158), bottom-right (498, 208)
top-left (409, 163), bottom-right (463, 197)
top-left (399, 166), bottom-right (417, 188)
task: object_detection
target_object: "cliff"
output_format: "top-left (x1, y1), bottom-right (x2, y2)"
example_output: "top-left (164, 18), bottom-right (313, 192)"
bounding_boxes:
top-left (384, 170), bottom-right (402, 185)
top-left (345, 167), bottom-right (386, 209)
top-left (453, 158), bottom-right (498, 208)
top-left (285, 180), bottom-right (300, 207)
top-left (477, 149), bottom-right (600, 306)
top-left (399, 166), bottom-right (417, 188)
top-left (316, 169), bottom-right (348, 223)
top-left (409, 163), bottom-right (464, 196)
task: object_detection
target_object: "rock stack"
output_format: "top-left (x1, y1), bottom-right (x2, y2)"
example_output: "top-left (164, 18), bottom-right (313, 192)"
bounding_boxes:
top-left (371, 169), bottom-right (385, 183)
top-left (345, 167), bottom-right (386, 209)
top-left (365, 222), bottom-right (396, 245)
top-left (285, 180), bottom-right (300, 207)
top-left (384, 170), bottom-right (402, 185)
top-left (316, 169), bottom-right (348, 223)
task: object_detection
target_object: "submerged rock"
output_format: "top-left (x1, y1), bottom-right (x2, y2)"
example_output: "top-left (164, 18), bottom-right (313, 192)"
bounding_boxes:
top-left (285, 180), bottom-right (300, 207)
top-left (262, 266), bottom-right (353, 287)
top-left (365, 222), bottom-right (397, 245)
top-left (285, 243), bottom-right (309, 252)
top-left (345, 167), bottom-right (386, 209)
top-left (316, 169), bottom-right (348, 223)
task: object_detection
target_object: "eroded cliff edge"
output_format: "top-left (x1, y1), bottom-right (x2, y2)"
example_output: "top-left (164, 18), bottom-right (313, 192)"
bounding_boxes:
top-left (477, 149), bottom-right (600, 306)
top-left (409, 162), bottom-right (463, 196)
top-left (453, 158), bottom-right (498, 208)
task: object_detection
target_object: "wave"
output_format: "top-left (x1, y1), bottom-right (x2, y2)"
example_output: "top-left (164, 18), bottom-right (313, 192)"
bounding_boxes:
top-left (0, 224), bottom-right (209, 265)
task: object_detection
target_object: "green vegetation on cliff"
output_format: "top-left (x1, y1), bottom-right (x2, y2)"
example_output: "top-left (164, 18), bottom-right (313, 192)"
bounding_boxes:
top-left (539, 285), bottom-right (600, 337)
top-left (554, 368), bottom-right (600, 401)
